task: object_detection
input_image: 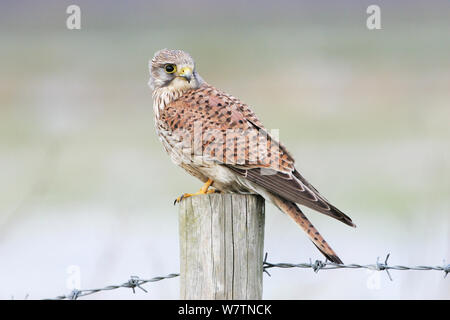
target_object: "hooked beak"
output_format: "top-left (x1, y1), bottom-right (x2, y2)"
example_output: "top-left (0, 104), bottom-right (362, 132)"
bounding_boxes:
top-left (178, 67), bottom-right (193, 83)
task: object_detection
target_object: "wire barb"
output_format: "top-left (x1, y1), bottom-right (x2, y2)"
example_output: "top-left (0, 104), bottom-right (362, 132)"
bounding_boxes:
top-left (126, 276), bottom-right (148, 294)
top-left (443, 261), bottom-right (450, 279)
top-left (44, 254), bottom-right (447, 300)
top-left (375, 253), bottom-right (393, 281)
top-left (262, 252), bottom-right (272, 277)
top-left (310, 259), bottom-right (326, 273)
top-left (68, 289), bottom-right (81, 300)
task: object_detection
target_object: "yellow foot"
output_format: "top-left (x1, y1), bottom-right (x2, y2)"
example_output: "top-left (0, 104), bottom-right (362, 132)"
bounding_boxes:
top-left (173, 179), bottom-right (221, 204)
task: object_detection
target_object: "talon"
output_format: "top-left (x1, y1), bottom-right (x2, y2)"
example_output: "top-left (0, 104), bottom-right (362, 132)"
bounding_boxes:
top-left (173, 179), bottom-right (216, 204)
top-left (174, 193), bottom-right (189, 205)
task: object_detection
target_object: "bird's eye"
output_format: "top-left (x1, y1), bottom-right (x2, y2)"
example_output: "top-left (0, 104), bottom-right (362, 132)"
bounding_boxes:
top-left (164, 64), bottom-right (176, 73)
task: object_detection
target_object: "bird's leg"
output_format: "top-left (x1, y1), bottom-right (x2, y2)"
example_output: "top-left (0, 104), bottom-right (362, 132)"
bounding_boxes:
top-left (198, 178), bottom-right (214, 194)
top-left (174, 178), bottom-right (220, 204)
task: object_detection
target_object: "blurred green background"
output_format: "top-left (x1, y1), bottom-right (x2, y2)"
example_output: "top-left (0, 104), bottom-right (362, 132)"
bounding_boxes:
top-left (0, 0), bottom-right (449, 299)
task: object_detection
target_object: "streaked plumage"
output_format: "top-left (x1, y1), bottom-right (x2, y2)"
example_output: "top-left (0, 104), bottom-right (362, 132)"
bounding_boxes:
top-left (149, 49), bottom-right (355, 263)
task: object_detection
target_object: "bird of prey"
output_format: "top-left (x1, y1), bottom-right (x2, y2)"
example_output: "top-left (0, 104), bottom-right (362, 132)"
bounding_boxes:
top-left (148, 49), bottom-right (355, 264)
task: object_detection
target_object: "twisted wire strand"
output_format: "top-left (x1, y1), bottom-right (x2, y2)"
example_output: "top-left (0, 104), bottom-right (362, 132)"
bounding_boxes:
top-left (45, 254), bottom-right (449, 300)
top-left (46, 273), bottom-right (180, 300)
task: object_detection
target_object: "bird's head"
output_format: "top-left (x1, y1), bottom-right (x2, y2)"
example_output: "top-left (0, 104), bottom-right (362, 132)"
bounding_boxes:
top-left (148, 49), bottom-right (202, 92)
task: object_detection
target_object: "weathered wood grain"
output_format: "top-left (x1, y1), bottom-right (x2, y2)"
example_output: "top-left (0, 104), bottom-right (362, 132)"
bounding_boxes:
top-left (179, 193), bottom-right (265, 300)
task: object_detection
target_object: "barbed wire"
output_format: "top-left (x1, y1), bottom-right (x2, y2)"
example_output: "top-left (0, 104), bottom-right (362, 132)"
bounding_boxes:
top-left (262, 253), bottom-right (450, 281)
top-left (45, 253), bottom-right (449, 300)
top-left (46, 273), bottom-right (180, 300)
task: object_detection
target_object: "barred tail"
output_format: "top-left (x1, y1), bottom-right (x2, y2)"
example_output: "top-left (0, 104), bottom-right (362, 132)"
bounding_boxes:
top-left (270, 195), bottom-right (343, 264)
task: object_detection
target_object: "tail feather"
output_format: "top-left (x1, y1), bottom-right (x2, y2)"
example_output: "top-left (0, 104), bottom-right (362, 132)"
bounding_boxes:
top-left (270, 194), bottom-right (343, 264)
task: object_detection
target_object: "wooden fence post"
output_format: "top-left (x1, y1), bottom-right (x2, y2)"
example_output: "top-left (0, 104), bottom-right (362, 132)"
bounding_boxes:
top-left (179, 193), bottom-right (265, 299)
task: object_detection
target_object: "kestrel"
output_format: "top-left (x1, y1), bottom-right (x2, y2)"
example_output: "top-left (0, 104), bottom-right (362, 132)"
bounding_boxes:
top-left (149, 49), bottom-right (355, 264)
